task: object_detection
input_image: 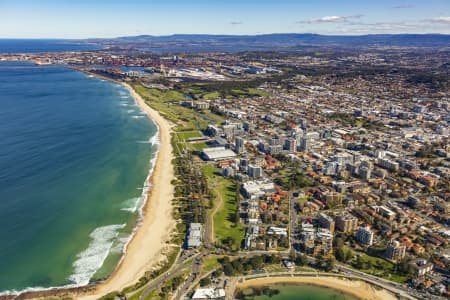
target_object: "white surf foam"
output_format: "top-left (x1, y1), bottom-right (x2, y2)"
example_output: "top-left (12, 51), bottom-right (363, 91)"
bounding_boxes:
top-left (110, 235), bottom-right (130, 255)
top-left (131, 115), bottom-right (145, 119)
top-left (121, 197), bottom-right (141, 213)
top-left (68, 224), bottom-right (126, 286)
top-left (1, 86), bottom-right (164, 298)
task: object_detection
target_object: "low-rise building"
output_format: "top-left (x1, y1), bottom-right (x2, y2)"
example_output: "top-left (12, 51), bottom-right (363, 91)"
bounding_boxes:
top-left (201, 147), bottom-right (237, 161)
top-left (241, 179), bottom-right (275, 199)
top-left (409, 259), bottom-right (433, 277)
top-left (192, 288), bottom-right (226, 300)
top-left (185, 223), bottom-right (203, 249)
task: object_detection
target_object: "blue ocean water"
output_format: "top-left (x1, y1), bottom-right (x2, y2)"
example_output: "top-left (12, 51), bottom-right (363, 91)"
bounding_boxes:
top-left (0, 61), bottom-right (158, 292)
top-left (0, 39), bottom-right (99, 53)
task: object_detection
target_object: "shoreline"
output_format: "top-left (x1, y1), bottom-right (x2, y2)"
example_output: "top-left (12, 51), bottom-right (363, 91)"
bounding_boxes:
top-left (235, 276), bottom-right (398, 300)
top-left (0, 72), bottom-right (177, 300)
top-left (78, 82), bottom-right (177, 299)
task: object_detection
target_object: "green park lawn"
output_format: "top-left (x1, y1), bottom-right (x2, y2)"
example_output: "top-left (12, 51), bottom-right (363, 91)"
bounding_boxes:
top-left (202, 165), bottom-right (244, 251)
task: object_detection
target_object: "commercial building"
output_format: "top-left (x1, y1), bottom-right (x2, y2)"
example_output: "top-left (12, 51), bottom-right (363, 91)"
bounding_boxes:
top-left (201, 147), bottom-right (237, 161)
top-left (241, 179), bottom-right (276, 199)
top-left (191, 288), bottom-right (226, 300)
top-left (247, 164), bottom-right (263, 178)
top-left (235, 136), bottom-right (245, 154)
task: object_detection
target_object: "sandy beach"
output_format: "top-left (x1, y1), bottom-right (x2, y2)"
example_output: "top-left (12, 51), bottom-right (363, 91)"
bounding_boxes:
top-left (78, 82), bottom-right (176, 299)
top-left (236, 276), bottom-right (398, 300)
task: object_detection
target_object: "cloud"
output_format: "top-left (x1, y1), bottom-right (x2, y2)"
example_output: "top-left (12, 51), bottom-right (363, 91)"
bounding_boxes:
top-left (392, 4), bottom-right (415, 9)
top-left (298, 15), bottom-right (363, 24)
top-left (230, 21), bottom-right (243, 25)
top-left (331, 18), bottom-right (450, 34)
top-left (427, 16), bottom-right (450, 24)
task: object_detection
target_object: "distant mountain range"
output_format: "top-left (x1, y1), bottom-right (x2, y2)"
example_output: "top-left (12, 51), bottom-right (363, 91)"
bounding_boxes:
top-left (87, 33), bottom-right (450, 49)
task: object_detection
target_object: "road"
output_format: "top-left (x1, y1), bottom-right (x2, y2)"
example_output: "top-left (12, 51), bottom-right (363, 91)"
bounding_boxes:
top-left (137, 250), bottom-right (203, 300)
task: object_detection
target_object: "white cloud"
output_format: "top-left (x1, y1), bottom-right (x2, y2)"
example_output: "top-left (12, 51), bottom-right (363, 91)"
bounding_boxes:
top-left (428, 16), bottom-right (450, 24)
top-left (298, 15), bottom-right (363, 24)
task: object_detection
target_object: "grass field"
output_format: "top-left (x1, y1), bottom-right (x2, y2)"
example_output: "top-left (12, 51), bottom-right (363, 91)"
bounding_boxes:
top-left (186, 142), bottom-right (208, 151)
top-left (201, 255), bottom-right (223, 272)
top-left (202, 91), bottom-right (220, 99)
top-left (176, 131), bottom-right (202, 141)
top-left (202, 165), bottom-right (244, 251)
top-left (134, 84), bottom-right (225, 130)
top-left (351, 252), bottom-right (408, 283)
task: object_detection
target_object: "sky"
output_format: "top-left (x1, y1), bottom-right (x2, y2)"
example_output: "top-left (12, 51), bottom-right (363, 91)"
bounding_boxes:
top-left (0, 0), bottom-right (449, 38)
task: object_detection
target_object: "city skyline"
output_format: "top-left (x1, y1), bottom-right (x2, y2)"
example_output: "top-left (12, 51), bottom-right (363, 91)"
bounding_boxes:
top-left (1, 0), bottom-right (449, 38)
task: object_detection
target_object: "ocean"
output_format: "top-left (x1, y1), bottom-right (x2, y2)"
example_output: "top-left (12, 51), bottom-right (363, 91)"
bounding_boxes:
top-left (0, 39), bottom-right (99, 53)
top-left (0, 61), bottom-right (158, 293)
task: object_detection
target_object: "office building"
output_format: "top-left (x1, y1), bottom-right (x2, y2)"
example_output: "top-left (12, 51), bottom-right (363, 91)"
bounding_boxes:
top-left (235, 136), bottom-right (245, 154)
top-left (248, 164), bottom-right (263, 178)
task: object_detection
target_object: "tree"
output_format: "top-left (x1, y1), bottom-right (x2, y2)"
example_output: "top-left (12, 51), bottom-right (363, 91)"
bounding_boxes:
top-left (355, 255), bottom-right (364, 269)
top-left (212, 269), bottom-right (223, 278)
top-left (295, 253), bottom-right (308, 266)
top-left (249, 256), bottom-right (264, 270)
top-left (335, 248), bottom-right (345, 262)
top-left (325, 257), bottom-right (335, 272)
top-left (223, 236), bottom-right (235, 249)
top-left (231, 259), bottom-right (244, 273)
top-left (200, 277), bottom-right (211, 287)
top-left (333, 237), bottom-right (345, 250)
top-left (223, 263), bottom-right (235, 276)
top-left (345, 249), bottom-right (353, 262)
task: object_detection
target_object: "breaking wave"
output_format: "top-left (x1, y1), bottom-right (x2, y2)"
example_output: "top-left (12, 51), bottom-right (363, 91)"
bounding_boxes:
top-left (68, 224), bottom-right (126, 286)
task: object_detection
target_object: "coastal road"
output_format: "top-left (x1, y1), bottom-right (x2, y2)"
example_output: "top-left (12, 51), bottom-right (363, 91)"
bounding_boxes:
top-left (137, 250), bottom-right (204, 300)
top-left (335, 264), bottom-right (418, 300)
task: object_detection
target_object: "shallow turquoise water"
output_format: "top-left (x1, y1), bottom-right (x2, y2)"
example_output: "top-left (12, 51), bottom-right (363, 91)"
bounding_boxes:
top-left (0, 62), bottom-right (157, 292)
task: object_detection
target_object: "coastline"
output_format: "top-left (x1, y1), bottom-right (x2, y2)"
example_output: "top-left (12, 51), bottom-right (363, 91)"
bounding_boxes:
top-left (78, 82), bottom-right (176, 299)
top-left (0, 75), bottom-right (177, 300)
top-left (235, 276), bottom-right (398, 300)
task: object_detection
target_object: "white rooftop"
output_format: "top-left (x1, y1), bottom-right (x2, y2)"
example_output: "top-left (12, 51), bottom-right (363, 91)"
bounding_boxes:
top-left (192, 288), bottom-right (226, 299)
